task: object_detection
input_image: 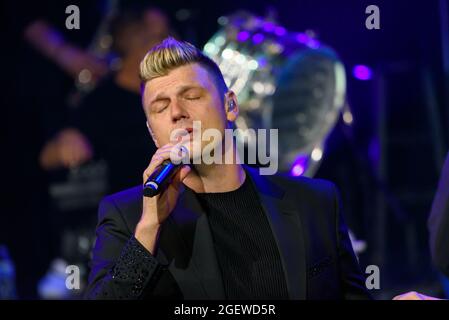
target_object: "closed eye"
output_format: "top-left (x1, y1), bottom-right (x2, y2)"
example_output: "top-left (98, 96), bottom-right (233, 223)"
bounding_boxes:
top-left (155, 104), bottom-right (168, 113)
top-left (151, 97), bottom-right (170, 114)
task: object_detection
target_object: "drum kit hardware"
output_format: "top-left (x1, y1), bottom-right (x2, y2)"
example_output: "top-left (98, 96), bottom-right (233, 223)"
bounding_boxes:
top-left (203, 11), bottom-right (349, 176)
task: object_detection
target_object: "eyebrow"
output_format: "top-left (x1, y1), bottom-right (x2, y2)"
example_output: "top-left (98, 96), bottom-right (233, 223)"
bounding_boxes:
top-left (150, 85), bottom-right (204, 105)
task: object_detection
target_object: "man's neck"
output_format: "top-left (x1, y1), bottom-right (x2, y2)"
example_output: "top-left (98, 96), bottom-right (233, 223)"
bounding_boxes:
top-left (184, 162), bottom-right (246, 194)
top-left (183, 141), bottom-right (246, 193)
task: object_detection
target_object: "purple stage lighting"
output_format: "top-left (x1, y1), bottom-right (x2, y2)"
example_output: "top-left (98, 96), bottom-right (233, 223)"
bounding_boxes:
top-left (274, 26), bottom-right (287, 36)
top-left (262, 22), bottom-right (275, 32)
top-left (290, 155), bottom-right (308, 177)
top-left (353, 65), bottom-right (372, 80)
top-left (252, 33), bottom-right (265, 44)
top-left (295, 33), bottom-right (308, 44)
top-left (307, 39), bottom-right (320, 49)
top-left (237, 31), bottom-right (250, 42)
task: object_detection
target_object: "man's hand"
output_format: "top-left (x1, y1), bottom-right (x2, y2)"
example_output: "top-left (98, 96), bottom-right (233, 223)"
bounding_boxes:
top-left (24, 20), bottom-right (108, 80)
top-left (39, 128), bottom-right (93, 170)
top-left (57, 128), bottom-right (93, 168)
top-left (134, 143), bottom-right (191, 254)
top-left (393, 291), bottom-right (442, 300)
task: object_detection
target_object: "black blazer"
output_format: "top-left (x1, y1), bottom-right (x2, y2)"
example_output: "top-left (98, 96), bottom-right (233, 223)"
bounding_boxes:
top-left (85, 166), bottom-right (371, 300)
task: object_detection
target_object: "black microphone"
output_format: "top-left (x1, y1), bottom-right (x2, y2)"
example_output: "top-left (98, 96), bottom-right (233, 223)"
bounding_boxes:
top-left (143, 160), bottom-right (183, 197)
top-left (143, 142), bottom-right (190, 197)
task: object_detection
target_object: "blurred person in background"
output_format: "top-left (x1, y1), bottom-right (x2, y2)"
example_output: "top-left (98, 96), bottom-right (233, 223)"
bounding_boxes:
top-left (3, 0), bottom-right (106, 299)
top-left (39, 4), bottom-right (172, 193)
top-left (36, 3), bottom-right (173, 298)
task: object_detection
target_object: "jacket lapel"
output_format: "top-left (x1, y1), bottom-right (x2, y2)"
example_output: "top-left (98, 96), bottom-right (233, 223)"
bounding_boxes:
top-left (156, 166), bottom-right (307, 300)
top-left (245, 166), bottom-right (307, 299)
top-left (158, 186), bottom-right (225, 299)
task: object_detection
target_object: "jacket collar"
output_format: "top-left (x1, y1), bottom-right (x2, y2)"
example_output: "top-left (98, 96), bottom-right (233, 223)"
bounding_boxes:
top-left (159, 165), bottom-right (307, 299)
top-left (245, 166), bottom-right (307, 299)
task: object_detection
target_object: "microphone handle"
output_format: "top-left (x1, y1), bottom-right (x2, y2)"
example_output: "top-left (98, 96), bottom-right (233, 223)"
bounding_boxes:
top-left (143, 160), bottom-right (182, 197)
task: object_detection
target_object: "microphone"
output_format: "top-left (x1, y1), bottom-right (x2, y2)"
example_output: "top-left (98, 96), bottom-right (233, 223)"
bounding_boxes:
top-left (143, 161), bottom-right (183, 197)
top-left (143, 146), bottom-right (189, 197)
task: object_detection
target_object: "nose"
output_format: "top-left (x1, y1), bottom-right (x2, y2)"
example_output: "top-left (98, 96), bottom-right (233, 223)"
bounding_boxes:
top-left (170, 99), bottom-right (189, 123)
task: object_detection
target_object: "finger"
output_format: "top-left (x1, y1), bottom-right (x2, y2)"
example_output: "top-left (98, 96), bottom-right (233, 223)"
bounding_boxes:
top-left (156, 143), bottom-right (175, 152)
top-left (174, 165), bottom-right (191, 184)
top-left (144, 144), bottom-right (185, 182)
top-left (179, 165), bottom-right (191, 182)
top-left (143, 151), bottom-right (175, 181)
top-left (167, 144), bottom-right (191, 164)
top-left (149, 147), bottom-right (175, 163)
top-left (150, 144), bottom-right (186, 164)
top-left (151, 151), bottom-right (175, 164)
top-left (152, 150), bottom-right (174, 159)
top-left (143, 156), bottom-right (166, 181)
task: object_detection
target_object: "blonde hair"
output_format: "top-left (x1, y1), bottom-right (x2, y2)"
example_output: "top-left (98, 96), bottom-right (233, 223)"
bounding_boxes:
top-left (139, 37), bottom-right (228, 95)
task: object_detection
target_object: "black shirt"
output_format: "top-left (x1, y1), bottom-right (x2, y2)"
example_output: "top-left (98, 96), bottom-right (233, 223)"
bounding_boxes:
top-left (195, 174), bottom-right (289, 299)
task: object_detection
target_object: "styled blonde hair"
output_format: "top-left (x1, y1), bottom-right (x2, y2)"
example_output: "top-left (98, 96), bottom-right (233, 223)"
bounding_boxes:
top-left (139, 37), bottom-right (228, 95)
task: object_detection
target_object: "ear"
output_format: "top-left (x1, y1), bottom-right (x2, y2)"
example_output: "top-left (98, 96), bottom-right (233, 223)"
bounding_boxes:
top-left (224, 90), bottom-right (239, 122)
top-left (146, 121), bottom-right (160, 148)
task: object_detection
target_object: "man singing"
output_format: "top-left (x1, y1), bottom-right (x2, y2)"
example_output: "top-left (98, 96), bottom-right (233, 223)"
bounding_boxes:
top-left (85, 37), bottom-right (371, 300)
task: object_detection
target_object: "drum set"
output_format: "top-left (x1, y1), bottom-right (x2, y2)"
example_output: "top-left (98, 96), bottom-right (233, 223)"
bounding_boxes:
top-left (203, 11), bottom-right (348, 176)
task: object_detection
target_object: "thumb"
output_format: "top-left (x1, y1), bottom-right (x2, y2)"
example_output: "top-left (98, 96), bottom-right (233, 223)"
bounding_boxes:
top-left (179, 165), bottom-right (191, 182)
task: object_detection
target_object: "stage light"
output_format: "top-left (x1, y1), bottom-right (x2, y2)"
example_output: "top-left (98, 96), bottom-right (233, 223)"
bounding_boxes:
top-left (217, 16), bottom-right (228, 26)
top-left (214, 35), bottom-right (226, 46)
top-left (252, 33), bottom-right (265, 44)
top-left (290, 155), bottom-right (308, 176)
top-left (235, 54), bottom-right (247, 64)
top-left (204, 11), bottom-right (346, 176)
top-left (353, 65), bottom-right (372, 80)
top-left (248, 59), bottom-right (259, 70)
top-left (221, 48), bottom-right (234, 59)
top-left (204, 43), bottom-right (217, 55)
top-left (291, 164), bottom-right (305, 176)
top-left (237, 31), bottom-right (250, 42)
top-left (311, 147), bottom-right (323, 161)
top-left (78, 69), bottom-right (92, 84)
top-left (262, 22), bottom-right (275, 32)
top-left (296, 33), bottom-right (308, 43)
top-left (343, 110), bottom-right (353, 125)
top-left (274, 26), bottom-right (287, 36)
top-left (307, 39), bottom-right (320, 49)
